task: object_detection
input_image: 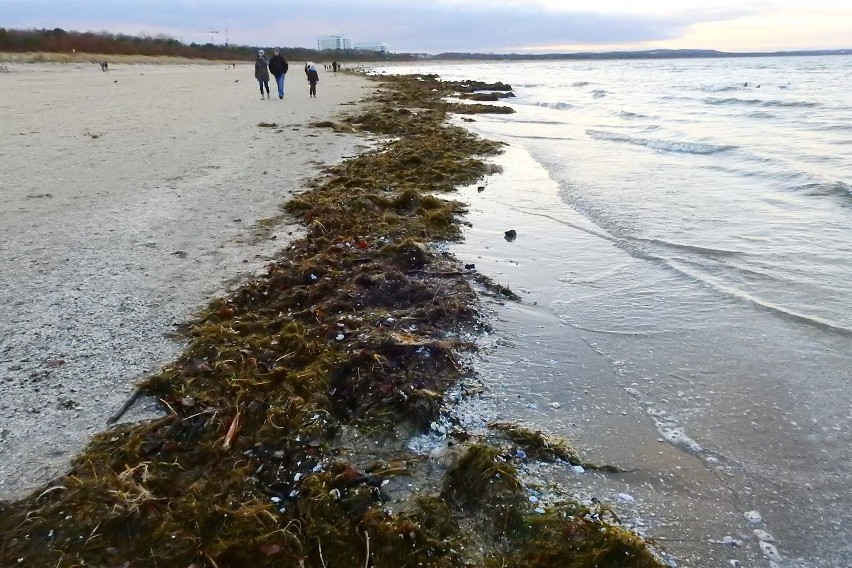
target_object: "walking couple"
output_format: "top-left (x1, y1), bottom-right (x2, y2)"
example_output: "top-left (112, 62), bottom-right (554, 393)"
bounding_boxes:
top-left (255, 49), bottom-right (289, 100)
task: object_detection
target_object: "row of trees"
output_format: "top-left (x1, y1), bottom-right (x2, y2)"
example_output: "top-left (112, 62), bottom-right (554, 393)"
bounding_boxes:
top-left (0, 27), bottom-right (413, 62)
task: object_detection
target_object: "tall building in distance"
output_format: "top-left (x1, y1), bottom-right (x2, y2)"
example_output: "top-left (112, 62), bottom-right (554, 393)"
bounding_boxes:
top-left (317, 35), bottom-right (352, 51)
top-left (317, 35), bottom-right (390, 53)
top-left (354, 41), bottom-right (390, 54)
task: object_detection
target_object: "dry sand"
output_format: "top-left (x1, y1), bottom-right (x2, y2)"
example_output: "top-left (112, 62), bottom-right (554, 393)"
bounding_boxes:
top-left (0, 61), bottom-right (374, 500)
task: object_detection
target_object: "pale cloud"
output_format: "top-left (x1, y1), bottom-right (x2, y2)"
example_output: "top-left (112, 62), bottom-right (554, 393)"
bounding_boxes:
top-left (663, 8), bottom-right (852, 52)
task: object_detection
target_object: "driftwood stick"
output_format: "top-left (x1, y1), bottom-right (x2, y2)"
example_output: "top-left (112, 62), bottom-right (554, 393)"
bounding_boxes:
top-left (363, 530), bottom-right (371, 568)
top-left (106, 386), bottom-right (143, 424)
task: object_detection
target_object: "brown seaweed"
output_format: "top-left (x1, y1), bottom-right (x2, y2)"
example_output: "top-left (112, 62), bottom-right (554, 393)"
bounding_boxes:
top-left (0, 73), bottom-right (663, 568)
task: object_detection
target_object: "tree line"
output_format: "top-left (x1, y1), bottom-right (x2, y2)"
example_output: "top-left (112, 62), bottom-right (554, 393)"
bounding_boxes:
top-left (0, 27), bottom-right (416, 62)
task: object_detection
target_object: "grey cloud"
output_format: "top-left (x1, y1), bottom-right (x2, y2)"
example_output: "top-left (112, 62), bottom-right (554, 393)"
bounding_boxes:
top-left (2, 0), bottom-right (762, 53)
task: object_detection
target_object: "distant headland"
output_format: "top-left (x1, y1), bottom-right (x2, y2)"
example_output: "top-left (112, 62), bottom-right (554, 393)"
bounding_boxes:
top-left (428, 48), bottom-right (852, 60)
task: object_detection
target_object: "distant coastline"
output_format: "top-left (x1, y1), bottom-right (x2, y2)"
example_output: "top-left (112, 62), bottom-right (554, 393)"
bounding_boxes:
top-left (1, 28), bottom-right (849, 63)
top-left (425, 48), bottom-right (852, 61)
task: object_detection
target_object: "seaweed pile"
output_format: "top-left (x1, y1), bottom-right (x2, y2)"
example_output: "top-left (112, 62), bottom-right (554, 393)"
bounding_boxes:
top-left (0, 74), bottom-right (666, 568)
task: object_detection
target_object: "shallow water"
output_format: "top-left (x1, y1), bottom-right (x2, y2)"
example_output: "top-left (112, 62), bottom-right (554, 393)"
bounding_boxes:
top-left (379, 57), bottom-right (852, 567)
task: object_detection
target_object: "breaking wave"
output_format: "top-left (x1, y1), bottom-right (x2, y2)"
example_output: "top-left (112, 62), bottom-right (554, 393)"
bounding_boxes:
top-left (699, 84), bottom-right (740, 92)
top-left (534, 101), bottom-right (574, 110)
top-left (586, 129), bottom-right (735, 155)
top-left (703, 97), bottom-right (818, 108)
top-left (799, 180), bottom-right (852, 198)
top-left (618, 110), bottom-right (650, 119)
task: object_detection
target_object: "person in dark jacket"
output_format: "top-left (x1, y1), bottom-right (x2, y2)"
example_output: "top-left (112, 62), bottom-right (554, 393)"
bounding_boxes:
top-left (267, 49), bottom-right (289, 99)
top-left (305, 62), bottom-right (319, 98)
top-left (255, 50), bottom-right (270, 100)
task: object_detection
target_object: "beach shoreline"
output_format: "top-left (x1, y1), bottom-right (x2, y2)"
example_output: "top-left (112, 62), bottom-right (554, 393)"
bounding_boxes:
top-left (0, 62), bottom-right (374, 500)
top-left (4, 59), bottom-right (844, 568)
top-left (448, 143), bottom-right (772, 567)
top-left (1, 71), bottom-right (668, 568)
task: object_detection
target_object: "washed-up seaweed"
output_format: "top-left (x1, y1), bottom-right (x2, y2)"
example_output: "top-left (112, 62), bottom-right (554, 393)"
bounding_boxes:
top-left (0, 73), bottom-right (665, 568)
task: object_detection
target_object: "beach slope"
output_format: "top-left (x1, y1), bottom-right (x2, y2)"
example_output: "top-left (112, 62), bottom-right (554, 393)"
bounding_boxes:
top-left (0, 62), bottom-right (372, 499)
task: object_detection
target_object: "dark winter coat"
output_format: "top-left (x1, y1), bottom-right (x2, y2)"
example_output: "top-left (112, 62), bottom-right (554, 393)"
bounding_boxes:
top-left (268, 55), bottom-right (288, 77)
top-left (255, 58), bottom-right (269, 81)
top-left (306, 68), bottom-right (319, 84)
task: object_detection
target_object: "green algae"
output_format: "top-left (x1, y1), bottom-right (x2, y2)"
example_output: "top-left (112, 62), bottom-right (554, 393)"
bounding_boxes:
top-left (489, 422), bottom-right (583, 464)
top-left (486, 508), bottom-right (664, 568)
top-left (0, 73), bottom-right (664, 568)
top-left (442, 444), bottom-right (521, 508)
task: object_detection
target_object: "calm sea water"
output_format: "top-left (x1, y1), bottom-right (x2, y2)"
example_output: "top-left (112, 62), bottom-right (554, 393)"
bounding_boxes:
top-left (378, 57), bottom-right (852, 567)
top-left (386, 56), bottom-right (852, 333)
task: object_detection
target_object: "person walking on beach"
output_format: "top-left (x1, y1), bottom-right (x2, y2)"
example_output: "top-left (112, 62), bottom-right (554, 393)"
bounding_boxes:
top-left (306, 62), bottom-right (319, 98)
top-left (268, 49), bottom-right (289, 99)
top-left (255, 50), bottom-right (270, 100)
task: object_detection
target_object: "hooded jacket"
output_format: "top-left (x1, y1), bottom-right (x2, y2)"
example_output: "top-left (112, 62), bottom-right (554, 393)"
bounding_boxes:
top-left (255, 56), bottom-right (270, 81)
top-left (306, 65), bottom-right (319, 84)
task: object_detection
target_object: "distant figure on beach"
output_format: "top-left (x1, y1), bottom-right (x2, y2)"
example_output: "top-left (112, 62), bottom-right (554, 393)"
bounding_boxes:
top-left (332, 61), bottom-right (339, 73)
top-left (255, 50), bottom-right (270, 100)
top-left (100, 61), bottom-right (108, 72)
top-left (305, 62), bottom-right (319, 98)
top-left (268, 49), bottom-right (289, 99)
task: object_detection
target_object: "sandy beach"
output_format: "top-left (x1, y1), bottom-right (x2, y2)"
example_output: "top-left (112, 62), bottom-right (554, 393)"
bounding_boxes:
top-left (0, 61), bottom-right (373, 500)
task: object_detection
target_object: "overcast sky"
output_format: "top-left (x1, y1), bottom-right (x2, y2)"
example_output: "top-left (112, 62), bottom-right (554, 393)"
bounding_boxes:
top-left (3, 0), bottom-right (851, 54)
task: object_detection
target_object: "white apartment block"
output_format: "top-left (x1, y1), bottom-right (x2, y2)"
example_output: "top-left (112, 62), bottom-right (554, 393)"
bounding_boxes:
top-left (317, 35), bottom-right (352, 51)
top-left (354, 42), bottom-right (390, 53)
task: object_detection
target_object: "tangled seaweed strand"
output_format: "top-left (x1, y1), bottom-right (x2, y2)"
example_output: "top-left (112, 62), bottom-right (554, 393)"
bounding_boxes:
top-left (0, 74), bottom-right (665, 568)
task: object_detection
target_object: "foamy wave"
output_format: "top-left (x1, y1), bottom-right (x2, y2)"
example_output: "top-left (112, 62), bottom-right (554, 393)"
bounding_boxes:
top-left (512, 119), bottom-right (568, 126)
top-left (700, 84), bottom-right (740, 92)
top-left (534, 101), bottom-right (573, 110)
top-left (586, 129), bottom-right (735, 155)
top-left (667, 260), bottom-right (852, 336)
top-left (632, 237), bottom-right (742, 258)
top-left (623, 389), bottom-right (706, 455)
top-left (742, 110), bottom-right (777, 120)
top-left (812, 123), bottom-right (852, 132)
top-left (592, 89), bottom-right (608, 98)
top-left (506, 134), bottom-right (575, 142)
top-left (800, 180), bottom-right (852, 198)
top-left (703, 97), bottom-right (817, 108)
top-left (618, 111), bottom-right (649, 119)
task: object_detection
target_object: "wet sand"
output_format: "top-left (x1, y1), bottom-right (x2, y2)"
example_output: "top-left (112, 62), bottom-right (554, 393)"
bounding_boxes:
top-left (0, 62), bottom-right (373, 500)
top-left (450, 142), bottom-right (848, 568)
